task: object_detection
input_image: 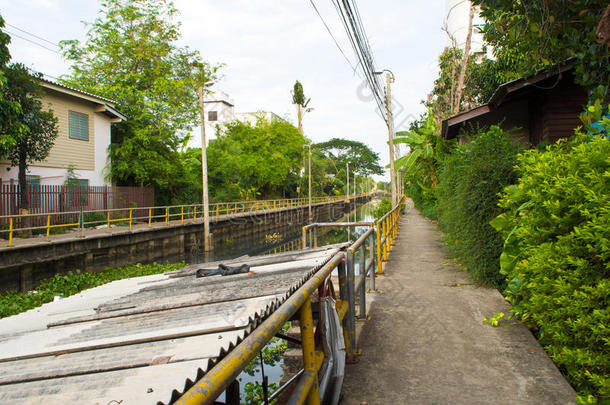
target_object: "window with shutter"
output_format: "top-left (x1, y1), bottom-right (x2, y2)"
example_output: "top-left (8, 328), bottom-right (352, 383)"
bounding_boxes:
top-left (68, 111), bottom-right (89, 141)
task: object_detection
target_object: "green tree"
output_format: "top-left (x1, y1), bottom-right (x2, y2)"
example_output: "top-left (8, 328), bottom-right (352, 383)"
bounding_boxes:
top-left (472, 0), bottom-right (610, 98)
top-left (59, 0), bottom-right (219, 203)
top-left (0, 65), bottom-right (58, 210)
top-left (426, 47), bottom-right (524, 121)
top-left (291, 80), bottom-right (312, 134)
top-left (313, 138), bottom-right (383, 177)
top-left (205, 117), bottom-right (307, 201)
top-left (0, 14), bottom-right (21, 152)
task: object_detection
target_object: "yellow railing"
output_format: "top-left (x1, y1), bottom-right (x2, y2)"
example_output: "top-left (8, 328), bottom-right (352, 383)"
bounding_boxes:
top-left (375, 195), bottom-right (406, 272)
top-left (0, 194), bottom-right (369, 247)
top-left (176, 197), bottom-right (406, 405)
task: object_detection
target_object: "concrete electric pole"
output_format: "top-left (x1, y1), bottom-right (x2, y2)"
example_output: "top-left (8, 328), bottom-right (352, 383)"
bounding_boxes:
top-left (346, 162), bottom-right (350, 200)
top-left (385, 72), bottom-right (397, 206)
top-left (308, 143), bottom-right (312, 223)
top-left (198, 87), bottom-right (211, 252)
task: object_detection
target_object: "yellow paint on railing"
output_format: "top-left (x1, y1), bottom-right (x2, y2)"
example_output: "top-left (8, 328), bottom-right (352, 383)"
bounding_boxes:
top-left (165, 207), bottom-right (169, 225)
top-left (148, 208), bottom-right (152, 228)
top-left (129, 208), bottom-right (133, 231)
top-left (46, 215), bottom-right (51, 240)
top-left (300, 297), bottom-right (322, 405)
top-left (180, 206), bottom-right (184, 224)
top-left (376, 221), bottom-right (382, 273)
top-left (9, 217), bottom-right (13, 247)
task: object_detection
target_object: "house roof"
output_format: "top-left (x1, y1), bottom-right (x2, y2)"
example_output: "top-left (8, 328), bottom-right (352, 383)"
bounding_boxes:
top-left (39, 77), bottom-right (126, 121)
top-left (0, 245), bottom-right (342, 405)
top-left (442, 63), bottom-right (575, 139)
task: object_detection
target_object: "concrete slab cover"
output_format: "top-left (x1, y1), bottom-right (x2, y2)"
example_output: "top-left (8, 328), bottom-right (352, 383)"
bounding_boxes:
top-left (0, 245), bottom-right (341, 404)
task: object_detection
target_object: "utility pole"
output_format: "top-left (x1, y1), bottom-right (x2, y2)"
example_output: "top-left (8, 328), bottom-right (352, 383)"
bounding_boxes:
top-left (346, 162), bottom-right (349, 200)
top-left (308, 143), bottom-right (312, 223)
top-left (385, 72), bottom-right (397, 206)
top-left (198, 86), bottom-right (211, 252)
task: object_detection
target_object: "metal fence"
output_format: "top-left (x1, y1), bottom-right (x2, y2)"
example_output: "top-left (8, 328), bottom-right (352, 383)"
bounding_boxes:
top-left (175, 196), bottom-right (406, 405)
top-left (0, 183), bottom-right (154, 221)
top-left (0, 194), bottom-right (367, 247)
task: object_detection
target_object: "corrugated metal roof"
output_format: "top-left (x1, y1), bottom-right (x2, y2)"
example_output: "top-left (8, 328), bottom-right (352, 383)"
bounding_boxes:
top-left (0, 245), bottom-right (344, 405)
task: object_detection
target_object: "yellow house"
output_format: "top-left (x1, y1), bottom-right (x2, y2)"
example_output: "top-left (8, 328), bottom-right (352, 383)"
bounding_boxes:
top-left (0, 78), bottom-right (125, 187)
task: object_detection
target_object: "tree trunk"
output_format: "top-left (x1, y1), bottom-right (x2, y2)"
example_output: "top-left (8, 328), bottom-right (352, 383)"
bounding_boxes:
top-left (297, 106), bottom-right (303, 134)
top-left (454, 4), bottom-right (475, 114)
top-left (18, 154), bottom-right (29, 212)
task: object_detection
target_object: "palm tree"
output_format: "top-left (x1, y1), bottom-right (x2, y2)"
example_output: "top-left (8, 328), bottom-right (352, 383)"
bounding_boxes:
top-left (291, 80), bottom-right (313, 134)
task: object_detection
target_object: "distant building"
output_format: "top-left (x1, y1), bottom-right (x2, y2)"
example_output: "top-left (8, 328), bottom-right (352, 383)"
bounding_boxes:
top-left (0, 78), bottom-right (125, 187)
top-left (194, 91), bottom-right (285, 147)
top-left (445, 0), bottom-right (486, 56)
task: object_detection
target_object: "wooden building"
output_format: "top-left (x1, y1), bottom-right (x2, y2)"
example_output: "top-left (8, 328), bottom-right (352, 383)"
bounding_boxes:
top-left (442, 64), bottom-right (588, 145)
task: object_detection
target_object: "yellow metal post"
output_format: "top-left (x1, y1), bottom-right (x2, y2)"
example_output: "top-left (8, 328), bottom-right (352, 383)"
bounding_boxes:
top-left (129, 208), bottom-right (132, 231)
top-left (165, 207), bottom-right (169, 225)
top-left (9, 217), bottom-right (13, 247)
top-left (46, 215), bottom-right (51, 240)
top-left (300, 297), bottom-right (321, 405)
top-left (107, 211), bottom-right (110, 230)
top-left (384, 217), bottom-right (389, 259)
top-left (181, 206), bottom-right (184, 224)
top-left (148, 208), bottom-right (152, 228)
top-left (376, 221), bottom-right (382, 273)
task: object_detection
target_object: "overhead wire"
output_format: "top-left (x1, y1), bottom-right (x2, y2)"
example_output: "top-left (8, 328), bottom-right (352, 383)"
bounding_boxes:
top-left (332, 0), bottom-right (388, 121)
top-left (308, 0), bottom-right (359, 75)
top-left (336, 0), bottom-right (386, 113)
top-left (5, 22), bottom-right (60, 48)
top-left (2, 29), bottom-right (60, 54)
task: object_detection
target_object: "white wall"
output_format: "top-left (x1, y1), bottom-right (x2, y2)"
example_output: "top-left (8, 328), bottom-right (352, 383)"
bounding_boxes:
top-left (445, 0), bottom-right (486, 54)
top-left (0, 112), bottom-right (114, 187)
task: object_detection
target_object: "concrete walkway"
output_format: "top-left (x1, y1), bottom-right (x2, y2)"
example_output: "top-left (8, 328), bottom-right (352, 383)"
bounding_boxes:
top-left (340, 201), bottom-right (576, 405)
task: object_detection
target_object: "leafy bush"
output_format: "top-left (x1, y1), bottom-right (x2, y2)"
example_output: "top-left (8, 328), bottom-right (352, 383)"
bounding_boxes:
top-left (491, 129), bottom-right (609, 402)
top-left (0, 262), bottom-right (184, 318)
top-left (437, 126), bottom-right (522, 287)
top-left (373, 198), bottom-right (392, 220)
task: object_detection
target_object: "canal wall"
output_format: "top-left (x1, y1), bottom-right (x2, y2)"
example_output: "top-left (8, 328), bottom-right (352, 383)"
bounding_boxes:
top-left (0, 196), bottom-right (370, 292)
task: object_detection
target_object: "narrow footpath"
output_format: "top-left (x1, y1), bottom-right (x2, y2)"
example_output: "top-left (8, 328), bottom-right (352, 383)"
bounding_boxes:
top-left (340, 201), bottom-right (576, 405)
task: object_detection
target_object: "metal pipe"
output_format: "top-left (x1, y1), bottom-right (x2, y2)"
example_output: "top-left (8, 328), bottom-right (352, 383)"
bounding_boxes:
top-left (175, 253), bottom-right (343, 405)
top-left (350, 227), bottom-right (374, 251)
top-left (369, 233), bottom-right (376, 291)
top-left (345, 249), bottom-right (356, 357)
top-left (268, 369), bottom-right (304, 402)
top-left (298, 297), bottom-right (321, 405)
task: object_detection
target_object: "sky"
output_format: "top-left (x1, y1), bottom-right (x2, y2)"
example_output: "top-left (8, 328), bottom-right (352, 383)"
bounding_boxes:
top-left (0, 0), bottom-right (448, 181)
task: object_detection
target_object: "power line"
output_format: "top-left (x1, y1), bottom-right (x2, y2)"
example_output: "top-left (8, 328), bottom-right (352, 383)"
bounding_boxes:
top-left (5, 22), bottom-right (60, 48)
top-left (332, 0), bottom-right (387, 121)
top-left (308, 0), bottom-right (358, 75)
top-left (2, 29), bottom-right (60, 54)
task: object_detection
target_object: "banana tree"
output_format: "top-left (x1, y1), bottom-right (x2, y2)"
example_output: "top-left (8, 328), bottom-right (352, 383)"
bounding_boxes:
top-left (393, 112), bottom-right (439, 188)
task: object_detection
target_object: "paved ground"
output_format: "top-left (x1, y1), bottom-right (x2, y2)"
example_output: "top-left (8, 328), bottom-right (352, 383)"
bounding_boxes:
top-left (340, 201), bottom-right (576, 405)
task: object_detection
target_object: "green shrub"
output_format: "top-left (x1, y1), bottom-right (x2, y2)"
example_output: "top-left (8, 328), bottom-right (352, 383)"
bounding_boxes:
top-left (437, 126), bottom-right (522, 287)
top-left (491, 131), bottom-right (609, 402)
top-left (0, 262), bottom-right (184, 318)
top-left (406, 182), bottom-right (437, 219)
top-left (373, 198), bottom-right (392, 220)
